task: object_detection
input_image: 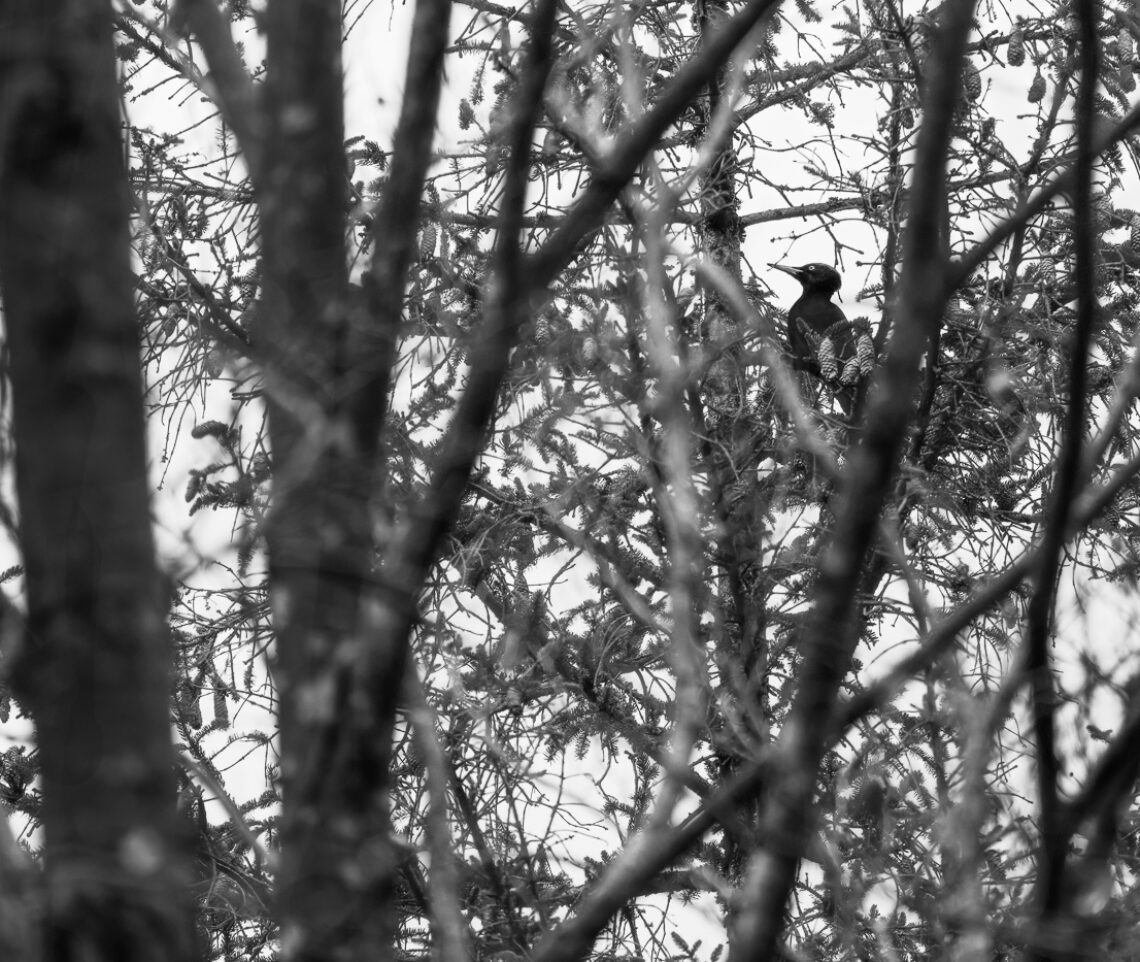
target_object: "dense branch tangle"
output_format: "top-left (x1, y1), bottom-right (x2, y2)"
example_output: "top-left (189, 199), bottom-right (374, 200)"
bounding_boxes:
top-left (34, 1), bottom-right (1140, 961)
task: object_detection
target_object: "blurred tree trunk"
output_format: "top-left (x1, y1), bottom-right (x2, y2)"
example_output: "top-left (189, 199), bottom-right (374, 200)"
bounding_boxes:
top-left (255, 0), bottom-right (388, 957)
top-left (692, 0), bottom-right (765, 880)
top-left (257, 0), bottom-right (452, 955)
top-left (0, 2), bottom-right (197, 960)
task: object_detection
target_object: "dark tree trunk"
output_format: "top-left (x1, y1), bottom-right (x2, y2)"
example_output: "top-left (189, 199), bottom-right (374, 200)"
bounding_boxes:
top-left (251, 0), bottom-right (452, 954)
top-left (0, 2), bottom-right (197, 960)
top-left (257, 2), bottom-right (398, 959)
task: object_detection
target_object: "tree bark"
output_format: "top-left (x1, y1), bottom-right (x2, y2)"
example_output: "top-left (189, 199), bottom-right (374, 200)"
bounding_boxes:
top-left (0, 2), bottom-right (197, 959)
top-left (256, 1), bottom-right (375, 959)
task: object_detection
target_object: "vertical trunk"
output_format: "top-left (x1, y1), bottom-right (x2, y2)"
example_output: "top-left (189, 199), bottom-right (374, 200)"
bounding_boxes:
top-left (257, 0), bottom-right (453, 956)
top-left (692, 0), bottom-right (767, 879)
top-left (258, 2), bottom-right (397, 959)
top-left (0, 2), bottom-right (197, 960)
top-left (696, 1), bottom-right (746, 359)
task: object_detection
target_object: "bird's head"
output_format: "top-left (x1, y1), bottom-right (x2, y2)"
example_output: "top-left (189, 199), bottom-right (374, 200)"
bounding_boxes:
top-left (770, 262), bottom-right (842, 296)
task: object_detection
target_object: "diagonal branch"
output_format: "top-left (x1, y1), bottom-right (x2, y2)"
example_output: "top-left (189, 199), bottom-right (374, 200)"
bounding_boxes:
top-left (837, 444), bottom-right (1140, 732)
top-left (528, 440), bottom-right (1140, 962)
top-left (950, 93), bottom-right (1140, 292)
top-left (176, 0), bottom-right (264, 183)
top-left (529, 757), bottom-right (772, 962)
top-left (1060, 704), bottom-right (1140, 834)
top-left (526, 0), bottom-right (781, 289)
top-left (349, 0), bottom-right (454, 455)
top-left (728, 0), bottom-right (978, 956)
top-left (368, 0), bottom-right (560, 738)
top-left (1023, 0), bottom-right (1100, 929)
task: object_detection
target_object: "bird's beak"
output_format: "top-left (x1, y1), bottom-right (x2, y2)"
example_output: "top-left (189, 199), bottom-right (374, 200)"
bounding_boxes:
top-left (769, 262), bottom-right (803, 280)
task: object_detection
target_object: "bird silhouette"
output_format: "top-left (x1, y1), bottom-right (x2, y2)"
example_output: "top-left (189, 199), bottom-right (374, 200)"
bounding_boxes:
top-left (770, 262), bottom-right (863, 416)
top-left (770, 263), bottom-right (847, 369)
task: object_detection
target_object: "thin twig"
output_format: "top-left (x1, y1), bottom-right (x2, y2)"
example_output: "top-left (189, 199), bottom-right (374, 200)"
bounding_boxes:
top-left (838, 445), bottom-right (1140, 730)
top-left (176, 0), bottom-right (264, 182)
top-left (527, 0), bottom-right (781, 288)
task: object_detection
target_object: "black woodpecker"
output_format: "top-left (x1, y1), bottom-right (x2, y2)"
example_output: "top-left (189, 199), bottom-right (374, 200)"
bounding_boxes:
top-left (770, 262), bottom-right (859, 416)
top-left (769, 263), bottom-right (848, 371)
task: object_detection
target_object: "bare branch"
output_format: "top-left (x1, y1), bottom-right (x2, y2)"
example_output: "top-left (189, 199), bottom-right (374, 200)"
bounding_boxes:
top-left (374, 0), bottom-right (558, 614)
top-left (529, 761), bottom-right (770, 962)
top-left (729, 0), bottom-right (979, 955)
top-left (179, 751), bottom-right (275, 872)
top-left (950, 95), bottom-right (1140, 292)
top-left (176, 0), bottom-right (264, 182)
top-left (1023, 0), bottom-right (1100, 930)
top-left (527, 0), bottom-right (781, 288)
top-left (350, 0), bottom-right (454, 454)
top-left (838, 445), bottom-right (1140, 731)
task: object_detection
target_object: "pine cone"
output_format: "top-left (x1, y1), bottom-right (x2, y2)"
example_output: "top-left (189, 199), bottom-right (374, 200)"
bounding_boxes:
top-left (1095, 261), bottom-right (1113, 288)
top-left (213, 686), bottom-right (229, 729)
top-left (1008, 25), bottom-right (1026, 66)
top-left (1130, 215), bottom-right (1140, 253)
top-left (1120, 27), bottom-right (1135, 64)
top-left (857, 334), bottom-right (874, 376)
top-left (811, 101), bottom-right (836, 127)
top-left (542, 128), bottom-right (561, 160)
top-left (1052, 38), bottom-right (1073, 76)
top-left (581, 335), bottom-right (598, 366)
top-left (841, 356), bottom-right (861, 386)
top-left (818, 338), bottom-right (838, 380)
top-left (535, 315), bottom-right (551, 345)
top-left (419, 222), bottom-right (437, 261)
top-left (485, 143), bottom-right (504, 176)
top-left (1028, 72), bottom-right (1046, 103)
top-left (1092, 195), bottom-right (1113, 234)
top-left (963, 61), bottom-right (982, 100)
top-left (204, 349), bottom-right (225, 379)
top-left (458, 99), bottom-right (475, 130)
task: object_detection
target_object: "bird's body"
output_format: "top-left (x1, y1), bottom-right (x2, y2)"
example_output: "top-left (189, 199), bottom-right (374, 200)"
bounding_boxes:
top-left (770, 262), bottom-right (849, 374)
top-left (770, 261), bottom-right (860, 416)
